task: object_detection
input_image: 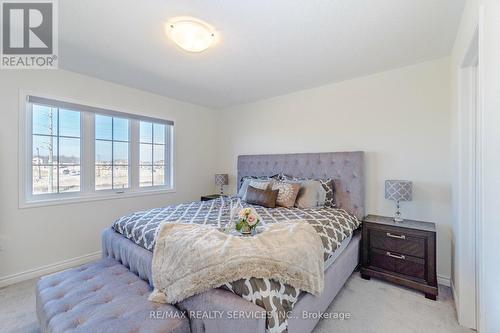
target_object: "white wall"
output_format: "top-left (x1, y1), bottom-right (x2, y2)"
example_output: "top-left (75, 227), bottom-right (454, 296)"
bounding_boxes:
top-left (0, 70), bottom-right (218, 284)
top-left (217, 58), bottom-right (452, 282)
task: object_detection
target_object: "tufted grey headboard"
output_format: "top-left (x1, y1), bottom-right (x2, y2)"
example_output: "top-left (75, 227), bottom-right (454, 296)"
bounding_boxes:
top-left (237, 152), bottom-right (365, 219)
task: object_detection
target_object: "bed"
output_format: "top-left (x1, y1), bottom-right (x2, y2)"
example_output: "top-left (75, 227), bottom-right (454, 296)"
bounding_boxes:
top-left (102, 151), bottom-right (365, 333)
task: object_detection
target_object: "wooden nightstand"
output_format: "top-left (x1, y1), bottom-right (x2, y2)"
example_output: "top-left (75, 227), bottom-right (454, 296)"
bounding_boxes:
top-left (360, 214), bottom-right (438, 300)
top-left (200, 194), bottom-right (223, 201)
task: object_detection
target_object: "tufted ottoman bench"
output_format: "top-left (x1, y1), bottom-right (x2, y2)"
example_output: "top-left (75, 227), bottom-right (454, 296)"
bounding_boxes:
top-left (36, 258), bottom-right (190, 333)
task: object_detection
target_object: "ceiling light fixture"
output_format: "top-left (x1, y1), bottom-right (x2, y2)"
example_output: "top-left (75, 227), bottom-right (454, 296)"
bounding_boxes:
top-left (165, 17), bottom-right (215, 53)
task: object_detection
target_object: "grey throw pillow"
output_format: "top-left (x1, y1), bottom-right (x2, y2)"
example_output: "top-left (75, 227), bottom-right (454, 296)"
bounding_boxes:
top-left (281, 174), bottom-right (336, 207)
top-left (294, 180), bottom-right (327, 208)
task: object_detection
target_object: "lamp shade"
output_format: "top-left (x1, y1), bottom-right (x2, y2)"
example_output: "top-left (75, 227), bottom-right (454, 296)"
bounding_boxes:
top-left (385, 180), bottom-right (412, 202)
top-left (215, 174), bottom-right (229, 186)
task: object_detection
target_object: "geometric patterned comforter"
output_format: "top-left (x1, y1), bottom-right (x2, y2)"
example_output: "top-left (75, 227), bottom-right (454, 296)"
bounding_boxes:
top-left (112, 196), bottom-right (360, 333)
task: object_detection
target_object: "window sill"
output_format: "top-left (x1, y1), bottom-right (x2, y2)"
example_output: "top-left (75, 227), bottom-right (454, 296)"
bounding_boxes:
top-left (19, 187), bottom-right (176, 209)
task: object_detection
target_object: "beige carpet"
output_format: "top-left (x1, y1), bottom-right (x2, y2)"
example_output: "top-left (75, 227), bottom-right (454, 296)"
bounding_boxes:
top-left (313, 274), bottom-right (472, 333)
top-left (0, 272), bottom-right (472, 333)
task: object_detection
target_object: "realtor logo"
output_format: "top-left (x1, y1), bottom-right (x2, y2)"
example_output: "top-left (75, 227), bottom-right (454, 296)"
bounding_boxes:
top-left (1, 0), bottom-right (58, 69)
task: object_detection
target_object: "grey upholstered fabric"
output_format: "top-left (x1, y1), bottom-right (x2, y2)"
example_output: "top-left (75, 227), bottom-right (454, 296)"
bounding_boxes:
top-left (177, 288), bottom-right (266, 333)
top-left (101, 227), bottom-right (360, 333)
top-left (36, 258), bottom-right (190, 333)
top-left (288, 232), bottom-right (360, 333)
top-left (237, 152), bottom-right (365, 219)
top-left (102, 227), bottom-right (154, 286)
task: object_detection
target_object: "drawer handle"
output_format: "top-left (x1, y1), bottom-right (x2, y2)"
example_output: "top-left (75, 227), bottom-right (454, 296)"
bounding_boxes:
top-left (386, 251), bottom-right (405, 260)
top-left (386, 232), bottom-right (406, 240)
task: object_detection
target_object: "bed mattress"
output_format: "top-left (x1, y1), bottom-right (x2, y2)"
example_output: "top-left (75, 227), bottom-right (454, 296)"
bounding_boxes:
top-left (113, 196), bottom-right (359, 261)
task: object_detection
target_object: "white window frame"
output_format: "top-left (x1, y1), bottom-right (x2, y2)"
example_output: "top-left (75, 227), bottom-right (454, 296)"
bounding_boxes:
top-left (19, 91), bottom-right (175, 208)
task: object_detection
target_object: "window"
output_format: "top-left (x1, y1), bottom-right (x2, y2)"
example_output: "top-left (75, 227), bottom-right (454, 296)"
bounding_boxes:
top-left (23, 95), bottom-right (174, 206)
top-left (95, 115), bottom-right (130, 190)
top-left (140, 122), bottom-right (167, 187)
top-left (32, 105), bottom-right (81, 194)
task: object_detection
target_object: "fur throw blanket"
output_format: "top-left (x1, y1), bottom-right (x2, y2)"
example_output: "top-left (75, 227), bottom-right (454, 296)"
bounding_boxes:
top-left (149, 220), bottom-right (325, 304)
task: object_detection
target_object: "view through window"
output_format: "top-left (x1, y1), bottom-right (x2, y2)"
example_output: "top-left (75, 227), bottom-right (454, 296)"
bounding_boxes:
top-left (32, 105), bottom-right (81, 194)
top-left (95, 115), bottom-right (130, 190)
top-left (140, 122), bottom-right (166, 187)
top-left (27, 96), bottom-right (173, 204)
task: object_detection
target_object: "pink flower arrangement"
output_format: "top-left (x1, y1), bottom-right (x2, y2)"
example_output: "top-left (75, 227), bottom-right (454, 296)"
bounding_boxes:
top-left (236, 207), bottom-right (260, 234)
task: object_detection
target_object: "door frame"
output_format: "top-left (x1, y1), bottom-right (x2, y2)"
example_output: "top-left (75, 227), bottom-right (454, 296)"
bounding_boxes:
top-left (455, 20), bottom-right (482, 330)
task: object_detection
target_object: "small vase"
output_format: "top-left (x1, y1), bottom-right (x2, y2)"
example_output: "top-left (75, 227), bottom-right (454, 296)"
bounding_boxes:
top-left (239, 224), bottom-right (252, 235)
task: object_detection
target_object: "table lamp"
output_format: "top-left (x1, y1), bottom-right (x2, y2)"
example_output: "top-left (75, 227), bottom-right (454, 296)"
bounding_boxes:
top-left (215, 174), bottom-right (229, 195)
top-left (385, 180), bottom-right (412, 222)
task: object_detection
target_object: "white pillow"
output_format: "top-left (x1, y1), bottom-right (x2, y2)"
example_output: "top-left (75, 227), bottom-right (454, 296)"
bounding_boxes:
top-left (238, 178), bottom-right (273, 198)
top-left (237, 178), bottom-right (252, 198)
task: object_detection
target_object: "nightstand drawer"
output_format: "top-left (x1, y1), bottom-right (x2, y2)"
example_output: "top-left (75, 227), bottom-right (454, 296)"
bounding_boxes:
top-left (369, 248), bottom-right (425, 280)
top-left (370, 228), bottom-right (426, 258)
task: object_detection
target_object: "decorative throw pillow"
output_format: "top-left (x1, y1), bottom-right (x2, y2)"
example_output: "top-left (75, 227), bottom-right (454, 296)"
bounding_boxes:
top-left (249, 180), bottom-right (271, 190)
top-left (272, 172), bottom-right (287, 182)
top-left (238, 178), bottom-right (272, 198)
top-left (244, 186), bottom-right (279, 208)
top-left (282, 175), bottom-right (336, 207)
top-left (295, 180), bottom-right (327, 209)
top-left (271, 181), bottom-right (301, 208)
top-left (238, 174), bottom-right (280, 188)
top-left (242, 180), bottom-right (273, 201)
top-left (238, 175), bottom-right (279, 197)
top-left (317, 178), bottom-right (335, 207)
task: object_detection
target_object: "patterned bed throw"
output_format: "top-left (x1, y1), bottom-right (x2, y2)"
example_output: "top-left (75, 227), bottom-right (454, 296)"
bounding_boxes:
top-left (113, 196), bottom-right (360, 333)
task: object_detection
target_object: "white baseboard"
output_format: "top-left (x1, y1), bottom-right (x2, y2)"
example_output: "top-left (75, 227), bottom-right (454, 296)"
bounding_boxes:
top-left (0, 251), bottom-right (102, 288)
top-left (450, 277), bottom-right (477, 330)
top-left (437, 274), bottom-right (451, 287)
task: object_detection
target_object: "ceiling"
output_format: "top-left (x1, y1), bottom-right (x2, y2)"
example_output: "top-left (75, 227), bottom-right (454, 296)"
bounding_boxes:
top-left (59, 0), bottom-right (465, 109)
